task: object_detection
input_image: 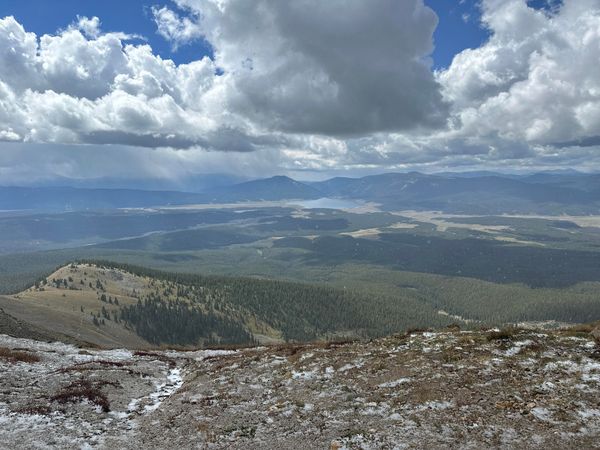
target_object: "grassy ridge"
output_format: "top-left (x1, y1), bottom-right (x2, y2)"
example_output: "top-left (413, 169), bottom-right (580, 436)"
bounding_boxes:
top-left (85, 260), bottom-right (452, 342)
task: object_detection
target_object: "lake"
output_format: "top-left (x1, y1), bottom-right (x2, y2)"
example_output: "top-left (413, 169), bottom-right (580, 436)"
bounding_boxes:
top-left (291, 198), bottom-right (360, 210)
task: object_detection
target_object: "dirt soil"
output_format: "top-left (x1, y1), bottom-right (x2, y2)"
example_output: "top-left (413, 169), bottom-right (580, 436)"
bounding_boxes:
top-left (1, 328), bottom-right (600, 449)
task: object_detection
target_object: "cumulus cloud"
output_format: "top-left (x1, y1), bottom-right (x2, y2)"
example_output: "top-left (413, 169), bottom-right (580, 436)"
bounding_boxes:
top-left (152, 6), bottom-right (204, 50)
top-left (438, 0), bottom-right (600, 148)
top-left (72, 15), bottom-right (101, 39)
top-left (167, 0), bottom-right (448, 135)
top-left (0, 3), bottom-right (448, 160)
top-left (0, 0), bottom-right (448, 153)
top-left (0, 15), bottom-right (252, 150)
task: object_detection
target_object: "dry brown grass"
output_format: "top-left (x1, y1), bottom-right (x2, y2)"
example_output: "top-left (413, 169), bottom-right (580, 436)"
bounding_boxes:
top-left (457, 334), bottom-right (475, 345)
top-left (133, 350), bottom-right (177, 367)
top-left (0, 346), bottom-right (40, 363)
top-left (487, 327), bottom-right (519, 342)
top-left (441, 347), bottom-right (463, 363)
top-left (559, 322), bottom-right (599, 340)
top-left (14, 405), bottom-right (52, 415)
top-left (202, 342), bottom-right (258, 351)
top-left (409, 383), bottom-right (442, 404)
top-left (566, 323), bottom-right (596, 333)
top-left (405, 328), bottom-right (432, 335)
top-left (51, 379), bottom-right (110, 412)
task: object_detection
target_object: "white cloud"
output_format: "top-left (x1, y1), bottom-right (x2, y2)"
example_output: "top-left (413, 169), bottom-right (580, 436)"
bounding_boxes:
top-left (0, 15), bottom-right (243, 150)
top-left (152, 6), bottom-right (204, 50)
top-left (438, 0), bottom-right (600, 147)
top-left (0, 16), bottom-right (40, 92)
top-left (73, 15), bottom-right (101, 39)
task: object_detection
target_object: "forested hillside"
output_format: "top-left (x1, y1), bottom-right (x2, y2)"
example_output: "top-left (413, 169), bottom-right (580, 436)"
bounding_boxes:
top-left (88, 261), bottom-right (451, 343)
top-left (0, 262), bottom-right (453, 348)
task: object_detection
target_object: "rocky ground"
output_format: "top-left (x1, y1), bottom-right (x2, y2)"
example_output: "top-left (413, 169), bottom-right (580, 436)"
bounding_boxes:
top-left (1, 328), bottom-right (600, 449)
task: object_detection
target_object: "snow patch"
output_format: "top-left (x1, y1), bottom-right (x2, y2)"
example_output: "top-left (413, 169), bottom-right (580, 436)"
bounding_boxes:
top-left (378, 378), bottom-right (411, 388)
top-left (531, 407), bottom-right (553, 422)
top-left (129, 368), bottom-right (184, 414)
top-left (338, 360), bottom-right (365, 372)
top-left (292, 370), bottom-right (318, 381)
top-left (503, 340), bottom-right (533, 357)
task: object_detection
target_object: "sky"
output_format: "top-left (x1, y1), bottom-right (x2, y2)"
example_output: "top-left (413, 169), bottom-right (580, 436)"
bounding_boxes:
top-left (0, 0), bottom-right (598, 186)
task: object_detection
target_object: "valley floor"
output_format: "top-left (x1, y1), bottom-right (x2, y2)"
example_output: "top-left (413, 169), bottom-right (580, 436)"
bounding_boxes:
top-left (1, 330), bottom-right (599, 449)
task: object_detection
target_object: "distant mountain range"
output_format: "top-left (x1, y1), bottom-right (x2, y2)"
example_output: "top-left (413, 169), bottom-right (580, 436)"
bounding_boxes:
top-left (201, 175), bottom-right (323, 202)
top-left (1, 171), bottom-right (599, 214)
top-left (311, 172), bottom-right (600, 214)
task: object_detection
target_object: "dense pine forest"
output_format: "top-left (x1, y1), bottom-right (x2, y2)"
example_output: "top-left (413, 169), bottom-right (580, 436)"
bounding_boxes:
top-left (120, 295), bottom-right (254, 346)
top-left (78, 260), bottom-right (452, 344)
top-left (3, 253), bottom-right (600, 347)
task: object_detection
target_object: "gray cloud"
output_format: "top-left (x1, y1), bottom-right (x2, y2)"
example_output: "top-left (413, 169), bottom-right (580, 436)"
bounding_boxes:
top-left (552, 136), bottom-right (600, 149)
top-left (83, 131), bottom-right (200, 149)
top-left (170, 0), bottom-right (448, 136)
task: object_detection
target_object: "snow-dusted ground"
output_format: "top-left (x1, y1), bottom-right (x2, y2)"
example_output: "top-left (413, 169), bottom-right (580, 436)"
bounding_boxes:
top-left (0, 335), bottom-right (219, 449)
top-left (1, 330), bottom-right (600, 449)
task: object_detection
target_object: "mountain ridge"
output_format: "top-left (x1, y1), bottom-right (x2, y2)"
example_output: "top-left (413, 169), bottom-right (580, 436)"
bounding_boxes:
top-left (1, 171), bottom-right (599, 214)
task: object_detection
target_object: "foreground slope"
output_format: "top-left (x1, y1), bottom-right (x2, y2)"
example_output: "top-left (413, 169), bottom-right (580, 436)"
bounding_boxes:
top-left (1, 328), bottom-right (599, 449)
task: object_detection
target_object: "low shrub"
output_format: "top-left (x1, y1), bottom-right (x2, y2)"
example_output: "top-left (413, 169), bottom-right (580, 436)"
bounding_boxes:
top-left (51, 379), bottom-right (110, 412)
top-left (0, 347), bottom-right (40, 363)
top-left (487, 327), bottom-right (518, 342)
